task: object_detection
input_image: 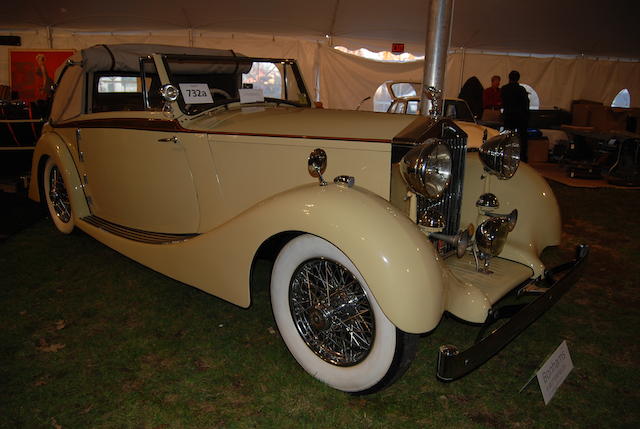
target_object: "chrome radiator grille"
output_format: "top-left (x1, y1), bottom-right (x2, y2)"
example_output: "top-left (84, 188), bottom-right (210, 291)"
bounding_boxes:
top-left (417, 124), bottom-right (467, 255)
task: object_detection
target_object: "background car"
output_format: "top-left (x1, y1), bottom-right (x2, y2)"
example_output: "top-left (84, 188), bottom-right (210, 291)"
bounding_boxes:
top-left (383, 81), bottom-right (500, 148)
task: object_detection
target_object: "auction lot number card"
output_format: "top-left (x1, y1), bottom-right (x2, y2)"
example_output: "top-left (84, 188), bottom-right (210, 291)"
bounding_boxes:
top-left (179, 83), bottom-right (213, 104)
top-left (536, 340), bottom-right (574, 404)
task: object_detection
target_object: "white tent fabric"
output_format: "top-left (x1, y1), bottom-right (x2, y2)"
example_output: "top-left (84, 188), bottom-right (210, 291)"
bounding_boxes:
top-left (1, 0), bottom-right (639, 110)
top-left (2, 1), bottom-right (638, 59)
top-left (2, 29), bottom-right (638, 110)
top-left (318, 46), bottom-right (640, 111)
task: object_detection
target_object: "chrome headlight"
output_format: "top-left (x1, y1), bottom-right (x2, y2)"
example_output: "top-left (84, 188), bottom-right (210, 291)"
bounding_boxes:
top-left (400, 139), bottom-right (452, 199)
top-left (475, 209), bottom-right (518, 256)
top-left (475, 217), bottom-right (510, 256)
top-left (479, 132), bottom-right (520, 179)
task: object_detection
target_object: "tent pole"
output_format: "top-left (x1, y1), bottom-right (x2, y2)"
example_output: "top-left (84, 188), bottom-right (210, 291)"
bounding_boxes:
top-left (47, 26), bottom-right (53, 49)
top-left (420, 0), bottom-right (453, 118)
top-left (459, 47), bottom-right (466, 95)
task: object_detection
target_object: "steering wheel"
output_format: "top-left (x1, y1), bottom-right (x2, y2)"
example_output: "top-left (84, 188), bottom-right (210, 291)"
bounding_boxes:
top-left (210, 88), bottom-right (232, 99)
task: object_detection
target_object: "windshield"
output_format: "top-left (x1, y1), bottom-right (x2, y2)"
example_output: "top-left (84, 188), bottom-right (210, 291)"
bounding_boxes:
top-left (162, 55), bottom-right (311, 115)
top-left (443, 99), bottom-right (475, 122)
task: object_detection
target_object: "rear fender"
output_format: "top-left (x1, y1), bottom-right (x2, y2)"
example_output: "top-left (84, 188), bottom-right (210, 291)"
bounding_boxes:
top-left (29, 132), bottom-right (90, 219)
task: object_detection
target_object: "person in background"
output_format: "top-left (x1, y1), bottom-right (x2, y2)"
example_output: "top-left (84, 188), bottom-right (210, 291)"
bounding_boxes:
top-left (483, 75), bottom-right (502, 109)
top-left (481, 75), bottom-right (502, 122)
top-left (501, 70), bottom-right (530, 162)
top-left (457, 76), bottom-right (484, 119)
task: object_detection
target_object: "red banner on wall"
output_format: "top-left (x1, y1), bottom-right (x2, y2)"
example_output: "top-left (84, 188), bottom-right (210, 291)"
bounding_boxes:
top-left (10, 50), bottom-right (74, 102)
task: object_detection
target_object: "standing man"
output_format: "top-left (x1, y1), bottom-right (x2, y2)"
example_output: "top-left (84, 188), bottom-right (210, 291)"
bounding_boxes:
top-left (501, 70), bottom-right (530, 162)
top-left (481, 75), bottom-right (502, 122)
top-left (483, 75), bottom-right (502, 110)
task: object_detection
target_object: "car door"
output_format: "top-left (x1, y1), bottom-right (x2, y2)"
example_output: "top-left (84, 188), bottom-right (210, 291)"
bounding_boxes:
top-left (78, 125), bottom-right (200, 234)
top-left (75, 71), bottom-right (199, 234)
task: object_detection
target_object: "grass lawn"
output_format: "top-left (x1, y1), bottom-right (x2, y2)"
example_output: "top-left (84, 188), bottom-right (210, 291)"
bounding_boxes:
top-left (1, 181), bottom-right (638, 428)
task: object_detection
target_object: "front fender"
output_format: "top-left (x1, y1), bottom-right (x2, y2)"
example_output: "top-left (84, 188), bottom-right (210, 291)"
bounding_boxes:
top-left (460, 154), bottom-right (562, 277)
top-left (254, 183), bottom-right (447, 334)
top-left (29, 130), bottom-right (90, 219)
top-left (77, 182), bottom-right (445, 334)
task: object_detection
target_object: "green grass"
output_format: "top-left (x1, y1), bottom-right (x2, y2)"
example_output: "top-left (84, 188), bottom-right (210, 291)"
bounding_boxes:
top-left (1, 181), bottom-right (639, 428)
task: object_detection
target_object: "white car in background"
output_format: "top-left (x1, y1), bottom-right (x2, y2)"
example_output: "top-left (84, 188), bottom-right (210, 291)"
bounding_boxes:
top-left (383, 81), bottom-right (499, 148)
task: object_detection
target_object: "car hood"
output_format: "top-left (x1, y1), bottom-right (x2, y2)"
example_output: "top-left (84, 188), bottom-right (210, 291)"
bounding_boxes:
top-left (183, 107), bottom-right (418, 143)
top-left (456, 121), bottom-right (499, 148)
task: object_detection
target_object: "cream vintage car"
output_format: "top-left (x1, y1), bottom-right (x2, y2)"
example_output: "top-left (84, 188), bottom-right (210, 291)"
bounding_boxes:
top-left (29, 44), bottom-right (588, 395)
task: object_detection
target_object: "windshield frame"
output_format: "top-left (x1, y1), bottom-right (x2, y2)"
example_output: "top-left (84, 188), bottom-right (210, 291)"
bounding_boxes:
top-left (159, 54), bottom-right (311, 116)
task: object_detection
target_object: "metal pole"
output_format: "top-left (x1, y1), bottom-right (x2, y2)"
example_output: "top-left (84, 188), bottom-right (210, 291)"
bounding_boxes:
top-left (420, 0), bottom-right (454, 118)
top-left (47, 26), bottom-right (53, 49)
top-left (458, 47), bottom-right (466, 93)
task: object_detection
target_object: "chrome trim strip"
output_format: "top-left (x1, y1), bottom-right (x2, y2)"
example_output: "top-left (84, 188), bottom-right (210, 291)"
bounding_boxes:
top-left (52, 118), bottom-right (393, 144)
top-left (81, 215), bottom-right (199, 244)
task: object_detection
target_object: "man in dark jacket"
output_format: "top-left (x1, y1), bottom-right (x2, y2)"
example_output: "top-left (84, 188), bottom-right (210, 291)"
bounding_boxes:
top-left (501, 70), bottom-right (530, 162)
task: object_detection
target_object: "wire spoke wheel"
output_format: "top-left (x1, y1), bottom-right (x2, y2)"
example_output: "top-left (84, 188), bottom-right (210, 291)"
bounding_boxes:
top-left (271, 234), bottom-right (417, 393)
top-left (43, 158), bottom-right (74, 234)
top-left (290, 258), bottom-right (375, 366)
top-left (48, 165), bottom-right (71, 223)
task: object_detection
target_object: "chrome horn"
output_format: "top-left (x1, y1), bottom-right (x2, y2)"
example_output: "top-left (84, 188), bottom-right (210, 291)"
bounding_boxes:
top-left (484, 209), bottom-right (518, 232)
top-left (429, 224), bottom-right (474, 258)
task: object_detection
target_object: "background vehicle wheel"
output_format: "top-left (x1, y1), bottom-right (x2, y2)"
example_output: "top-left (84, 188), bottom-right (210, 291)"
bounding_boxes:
top-left (271, 234), bottom-right (417, 394)
top-left (43, 158), bottom-right (74, 234)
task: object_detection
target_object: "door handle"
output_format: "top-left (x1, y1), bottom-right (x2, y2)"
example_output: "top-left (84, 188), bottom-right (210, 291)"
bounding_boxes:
top-left (157, 136), bottom-right (179, 144)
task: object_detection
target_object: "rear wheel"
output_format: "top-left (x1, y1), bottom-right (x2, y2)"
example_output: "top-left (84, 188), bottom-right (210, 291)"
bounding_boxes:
top-left (43, 158), bottom-right (74, 234)
top-left (271, 234), bottom-right (417, 394)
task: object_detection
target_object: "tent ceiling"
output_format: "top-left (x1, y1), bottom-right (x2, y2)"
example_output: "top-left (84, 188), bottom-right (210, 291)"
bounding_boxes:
top-left (1, 0), bottom-right (638, 59)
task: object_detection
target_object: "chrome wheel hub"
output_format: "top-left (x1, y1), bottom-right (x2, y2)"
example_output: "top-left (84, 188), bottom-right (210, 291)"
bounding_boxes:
top-left (289, 258), bottom-right (375, 366)
top-left (49, 166), bottom-right (71, 223)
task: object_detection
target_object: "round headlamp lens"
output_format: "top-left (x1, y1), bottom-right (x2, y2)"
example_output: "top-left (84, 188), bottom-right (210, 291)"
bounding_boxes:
top-left (475, 217), bottom-right (510, 256)
top-left (479, 132), bottom-right (521, 179)
top-left (400, 139), bottom-right (452, 199)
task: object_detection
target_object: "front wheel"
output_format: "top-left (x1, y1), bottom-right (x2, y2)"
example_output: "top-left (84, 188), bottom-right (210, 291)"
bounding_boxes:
top-left (271, 234), bottom-right (417, 394)
top-left (43, 157), bottom-right (74, 234)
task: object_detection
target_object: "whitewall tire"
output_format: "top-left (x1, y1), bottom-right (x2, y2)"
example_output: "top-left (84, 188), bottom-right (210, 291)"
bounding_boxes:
top-left (271, 234), bottom-right (417, 394)
top-left (43, 157), bottom-right (75, 234)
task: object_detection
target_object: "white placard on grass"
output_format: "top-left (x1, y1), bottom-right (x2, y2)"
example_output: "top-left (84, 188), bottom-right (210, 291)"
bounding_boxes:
top-left (536, 340), bottom-right (574, 404)
top-left (179, 83), bottom-right (213, 104)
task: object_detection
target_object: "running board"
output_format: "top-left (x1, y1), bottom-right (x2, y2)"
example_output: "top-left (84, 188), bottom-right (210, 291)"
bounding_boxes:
top-left (81, 215), bottom-right (199, 244)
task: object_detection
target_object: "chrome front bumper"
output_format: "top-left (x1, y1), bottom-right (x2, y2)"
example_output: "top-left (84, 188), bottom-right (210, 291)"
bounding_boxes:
top-left (436, 244), bottom-right (589, 381)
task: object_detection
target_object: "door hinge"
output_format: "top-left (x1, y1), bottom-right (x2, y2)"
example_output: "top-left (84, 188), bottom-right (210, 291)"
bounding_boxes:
top-left (76, 128), bottom-right (85, 162)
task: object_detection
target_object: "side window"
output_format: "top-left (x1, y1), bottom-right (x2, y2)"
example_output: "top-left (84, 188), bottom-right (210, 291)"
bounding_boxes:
top-left (92, 73), bottom-right (154, 113)
top-left (97, 76), bottom-right (140, 93)
top-left (443, 99), bottom-right (474, 122)
top-left (390, 83), bottom-right (418, 98)
top-left (520, 83), bottom-right (540, 110)
top-left (611, 89), bottom-right (631, 108)
top-left (373, 83), bottom-right (392, 112)
top-left (374, 82), bottom-right (421, 113)
top-left (389, 100), bottom-right (407, 114)
top-left (407, 100), bottom-right (419, 115)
